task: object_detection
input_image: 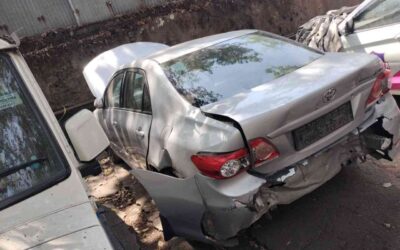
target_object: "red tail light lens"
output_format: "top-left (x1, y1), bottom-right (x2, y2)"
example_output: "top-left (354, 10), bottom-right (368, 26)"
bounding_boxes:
top-left (366, 69), bottom-right (391, 106)
top-left (191, 138), bottom-right (279, 179)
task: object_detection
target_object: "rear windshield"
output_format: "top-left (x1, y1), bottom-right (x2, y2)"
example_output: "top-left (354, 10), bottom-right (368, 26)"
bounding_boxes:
top-left (162, 32), bottom-right (322, 107)
top-left (0, 53), bottom-right (69, 209)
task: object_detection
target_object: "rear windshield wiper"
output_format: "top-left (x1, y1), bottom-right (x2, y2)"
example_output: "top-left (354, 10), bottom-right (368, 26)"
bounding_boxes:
top-left (0, 158), bottom-right (48, 179)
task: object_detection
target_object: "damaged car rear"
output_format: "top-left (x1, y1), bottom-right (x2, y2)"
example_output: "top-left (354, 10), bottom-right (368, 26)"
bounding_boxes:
top-left (85, 30), bottom-right (400, 244)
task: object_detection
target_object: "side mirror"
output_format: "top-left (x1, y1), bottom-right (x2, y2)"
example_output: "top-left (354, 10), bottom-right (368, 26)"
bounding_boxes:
top-left (94, 98), bottom-right (104, 109)
top-left (65, 109), bottom-right (109, 162)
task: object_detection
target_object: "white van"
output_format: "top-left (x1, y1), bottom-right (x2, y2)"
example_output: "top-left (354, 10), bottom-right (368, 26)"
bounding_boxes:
top-left (0, 36), bottom-right (114, 249)
top-left (340, 0), bottom-right (400, 95)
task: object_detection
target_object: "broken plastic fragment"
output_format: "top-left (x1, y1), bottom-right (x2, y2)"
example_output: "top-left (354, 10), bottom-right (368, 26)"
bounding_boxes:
top-left (276, 168), bottom-right (296, 182)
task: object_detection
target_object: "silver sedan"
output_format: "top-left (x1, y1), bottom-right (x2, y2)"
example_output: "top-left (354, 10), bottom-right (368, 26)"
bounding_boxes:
top-left (84, 30), bottom-right (400, 244)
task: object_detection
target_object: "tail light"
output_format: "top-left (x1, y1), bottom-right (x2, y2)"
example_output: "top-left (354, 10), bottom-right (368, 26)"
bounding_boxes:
top-left (191, 138), bottom-right (279, 179)
top-left (366, 67), bottom-right (391, 106)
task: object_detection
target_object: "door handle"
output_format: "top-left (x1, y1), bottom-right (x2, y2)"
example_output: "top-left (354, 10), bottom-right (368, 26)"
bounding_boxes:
top-left (135, 130), bottom-right (145, 139)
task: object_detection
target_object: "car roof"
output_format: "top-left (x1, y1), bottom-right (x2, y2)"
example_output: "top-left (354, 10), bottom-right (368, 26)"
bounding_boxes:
top-left (83, 42), bottom-right (169, 99)
top-left (147, 29), bottom-right (257, 63)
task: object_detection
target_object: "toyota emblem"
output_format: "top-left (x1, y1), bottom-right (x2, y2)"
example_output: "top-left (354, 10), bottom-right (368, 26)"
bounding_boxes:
top-left (323, 88), bottom-right (336, 103)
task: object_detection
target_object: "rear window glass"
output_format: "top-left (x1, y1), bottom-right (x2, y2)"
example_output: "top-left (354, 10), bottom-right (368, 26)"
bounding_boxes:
top-left (0, 54), bottom-right (69, 209)
top-left (161, 32), bottom-right (322, 107)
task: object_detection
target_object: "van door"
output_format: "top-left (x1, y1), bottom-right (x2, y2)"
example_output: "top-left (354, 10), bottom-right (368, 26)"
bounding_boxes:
top-left (0, 48), bottom-right (113, 250)
top-left (342, 0), bottom-right (400, 74)
top-left (119, 69), bottom-right (152, 169)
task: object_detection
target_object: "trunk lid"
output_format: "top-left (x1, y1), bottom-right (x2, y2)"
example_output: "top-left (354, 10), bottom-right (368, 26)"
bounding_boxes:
top-left (200, 53), bottom-right (382, 141)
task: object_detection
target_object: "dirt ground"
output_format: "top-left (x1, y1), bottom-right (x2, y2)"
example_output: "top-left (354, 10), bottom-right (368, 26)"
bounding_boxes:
top-left (84, 154), bottom-right (400, 250)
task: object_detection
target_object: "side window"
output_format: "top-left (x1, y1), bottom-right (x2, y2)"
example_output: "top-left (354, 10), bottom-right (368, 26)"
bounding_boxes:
top-left (354, 0), bottom-right (400, 31)
top-left (124, 70), bottom-right (152, 113)
top-left (105, 73), bottom-right (124, 108)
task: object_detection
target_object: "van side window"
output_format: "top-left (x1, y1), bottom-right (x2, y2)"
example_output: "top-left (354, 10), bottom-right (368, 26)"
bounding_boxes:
top-left (0, 54), bottom-right (69, 209)
top-left (124, 70), bottom-right (152, 114)
top-left (354, 0), bottom-right (400, 30)
top-left (105, 73), bottom-right (124, 108)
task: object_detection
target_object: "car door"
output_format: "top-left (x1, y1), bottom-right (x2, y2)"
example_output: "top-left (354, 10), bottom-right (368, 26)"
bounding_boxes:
top-left (119, 69), bottom-right (152, 169)
top-left (342, 0), bottom-right (400, 74)
top-left (103, 71), bottom-right (126, 153)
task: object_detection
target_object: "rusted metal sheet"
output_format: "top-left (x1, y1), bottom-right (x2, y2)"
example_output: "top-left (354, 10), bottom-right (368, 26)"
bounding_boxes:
top-left (107, 0), bottom-right (142, 16)
top-left (68, 0), bottom-right (112, 25)
top-left (110, 0), bottom-right (168, 15)
top-left (70, 0), bottom-right (168, 24)
top-left (0, 0), bottom-right (169, 37)
top-left (0, 0), bottom-right (76, 37)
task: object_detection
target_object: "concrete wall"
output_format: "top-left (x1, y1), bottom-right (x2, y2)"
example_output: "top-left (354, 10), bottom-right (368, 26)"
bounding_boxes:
top-left (19, 0), bottom-right (362, 112)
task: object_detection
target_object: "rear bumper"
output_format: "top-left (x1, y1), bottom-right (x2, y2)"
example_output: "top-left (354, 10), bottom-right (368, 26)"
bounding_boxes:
top-left (131, 136), bottom-right (365, 243)
top-left (198, 137), bottom-right (360, 241)
top-left (131, 95), bottom-right (400, 244)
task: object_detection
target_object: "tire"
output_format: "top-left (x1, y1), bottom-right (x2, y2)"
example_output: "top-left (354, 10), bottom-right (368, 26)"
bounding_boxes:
top-left (79, 161), bottom-right (102, 177)
top-left (108, 148), bottom-right (123, 164)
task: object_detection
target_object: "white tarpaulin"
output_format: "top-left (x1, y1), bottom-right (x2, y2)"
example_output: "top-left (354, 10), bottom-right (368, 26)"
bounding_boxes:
top-left (83, 42), bottom-right (169, 99)
top-left (296, 6), bottom-right (357, 52)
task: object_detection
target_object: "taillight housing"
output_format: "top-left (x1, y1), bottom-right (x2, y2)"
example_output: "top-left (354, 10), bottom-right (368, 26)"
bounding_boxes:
top-left (191, 138), bottom-right (279, 179)
top-left (366, 67), bottom-right (391, 107)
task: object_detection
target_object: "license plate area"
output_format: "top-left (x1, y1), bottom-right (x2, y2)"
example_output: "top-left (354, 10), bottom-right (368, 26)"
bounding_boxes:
top-left (293, 102), bottom-right (354, 151)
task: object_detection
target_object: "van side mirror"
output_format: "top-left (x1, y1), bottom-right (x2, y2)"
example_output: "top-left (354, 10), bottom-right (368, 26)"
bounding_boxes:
top-left (65, 109), bottom-right (109, 162)
top-left (94, 98), bottom-right (104, 109)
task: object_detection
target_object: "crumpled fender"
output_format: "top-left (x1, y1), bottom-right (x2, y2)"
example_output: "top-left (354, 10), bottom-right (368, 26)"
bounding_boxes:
top-left (129, 168), bottom-right (207, 241)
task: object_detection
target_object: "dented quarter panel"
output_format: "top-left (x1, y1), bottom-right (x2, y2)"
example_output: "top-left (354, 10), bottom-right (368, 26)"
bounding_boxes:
top-left (121, 60), bottom-right (245, 177)
top-left (129, 168), bottom-right (207, 241)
